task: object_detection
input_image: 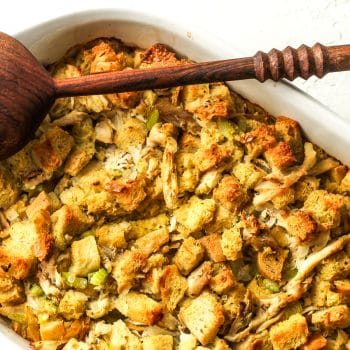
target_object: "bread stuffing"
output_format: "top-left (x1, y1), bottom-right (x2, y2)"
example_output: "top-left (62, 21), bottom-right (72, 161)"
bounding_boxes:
top-left (0, 37), bottom-right (350, 349)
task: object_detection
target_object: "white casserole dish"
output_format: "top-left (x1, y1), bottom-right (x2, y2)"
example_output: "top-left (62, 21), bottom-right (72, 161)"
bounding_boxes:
top-left (2, 8), bottom-right (350, 349)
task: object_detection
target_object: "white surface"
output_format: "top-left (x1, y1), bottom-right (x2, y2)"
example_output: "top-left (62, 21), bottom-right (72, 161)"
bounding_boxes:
top-left (2, 5), bottom-right (350, 350)
top-left (1, 0), bottom-right (350, 119)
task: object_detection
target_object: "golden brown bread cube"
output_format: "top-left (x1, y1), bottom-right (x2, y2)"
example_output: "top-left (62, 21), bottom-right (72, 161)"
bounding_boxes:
top-left (200, 234), bottom-right (226, 263)
top-left (64, 142), bottom-right (95, 176)
top-left (0, 271), bottom-right (24, 305)
top-left (0, 210), bottom-right (53, 279)
top-left (275, 116), bottom-right (303, 163)
top-left (58, 290), bottom-right (88, 320)
top-left (303, 190), bottom-right (346, 230)
top-left (195, 144), bottom-right (232, 172)
top-left (133, 228), bottom-right (169, 256)
top-left (264, 141), bottom-right (296, 170)
top-left (112, 250), bottom-right (147, 294)
top-left (69, 236), bottom-right (100, 277)
top-left (257, 247), bottom-right (288, 282)
top-left (209, 263), bottom-right (236, 295)
top-left (179, 291), bottom-right (225, 345)
top-left (311, 305), bottom-right (350, 329)
top-left (115, 291), bottom-right (163, 325)
top-left (300, 334), bottom-right (327, 350)
top-left (220, 226), bottom-right (242, 261)
top-left (128, 213), bottom-right (169, 239)
top-left (51, 204), bottom-right (93, 250)
top-left (269, 314), bottom-right (309, 350)
top-left (241, 124), bottom-right (276, 159)
top-left (96, 221), bottom-right (129, 249)
top-left (114, 118), bottom-right (147, 151)
top-left (31, 126), bottom-right (74, 174)
top-left (173, 237), bottom-right (205, 275)
top-left (174, 196), bottom-right (216, 237)
top-left (213, 176), bottom-right (247, 212)
top-left (286, 210), bottom-right (318, 243)
top-left (110, 320), bottom-right (142, 350)
top-left (160, 265), bottom-right (187, 312)
top-left (143, 335), bottom-right (173, 350)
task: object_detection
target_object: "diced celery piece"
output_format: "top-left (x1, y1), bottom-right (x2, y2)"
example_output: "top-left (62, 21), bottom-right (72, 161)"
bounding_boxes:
top-left (62, 272), bottom-right (88, 289)
top-left (262, 278), bottom-right (280, 293)
top-left (80, 229), bottom-right (96, 239)
top-left (29, 283), bottom-right (44, 297)
top-left (88, 268), bottom-right (108, 286)
top-left (146, 109), bottom-right (159, 131)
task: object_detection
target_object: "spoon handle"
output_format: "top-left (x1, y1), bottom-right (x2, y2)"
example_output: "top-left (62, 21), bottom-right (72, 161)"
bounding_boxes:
top-left (54, 43), bottom-right (350, 97)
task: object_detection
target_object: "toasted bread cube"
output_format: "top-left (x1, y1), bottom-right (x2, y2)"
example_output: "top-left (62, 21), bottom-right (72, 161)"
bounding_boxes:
top-left (269, 314), bottom-right (309, 350)
top-left (96, 221), bottom-right (129, 249)
top-left (143, 335), bottom-right (173, 350)
top-left (115, 291), bottom-right (163, 325)
top-left (232, 162), bottom-right (265, 189)
top-left (0, 272), bottom-right (24, 305)
top-left (58, 290), bottom-right (88, 320)
top-left (160, 265), bottom-right (187, 312)
top-left (178, 333), bottom-right (197, 350)
top-left (105, 178), bottom-right (146, 212)
top-left (311, 305), bottom-right (350, 329)
top-left (318, 251), bottom-right (350, 281)
top-left (31, 126), bottom-right (74, 173)
top-left (174, 196), bottom-right (216, 237)
top-left (39, 320), bottom-right (65, 341)
top-left (209, 263), bottom-right (236, 295)
top-left (183, 83), bottom-right (233, 122)
top-left (303, 190), bottom-right (346, 229)
top-left (265, 142), bottom-right (296, 169)
top-left (0, 210), bottom-right (53, 279)
top-left (25, 191), bottom-right (53, 218)
top-left (241, 124), bottom-right (276, 159)
top-left (311, 278), bottom-right (347, 307)
top-left (133, 228), bottom-right (169, 256)
top-left (213, 176), bottom-right (247, 212)
top-left (200, 234), bottom-right (225, 263)
top-left (275, 116), bottom-right (303, 163)
top-left (51, 205), bottom-right (93, 250)
top-left (173, 237), bottom-right (205, 275)
top-left (64, 142), bottom-right (95, 176)
top-left (112, 250), bottom-right (147, 293)
top-left (128, 213), bottom-right (169, 239)
top-left (179, 291), bottom-right (225, 345)
top-left (257, 247), bottom-right (288, 282)
top-left (0, 165), bottom-right (19, 210)
top-left (114, 118), bottom-right (147, 151)
top-left (70, 236), bottom-right (100, 277)
top-left (286, 210), bottom-right (318, 243)
top-left (141, 43), bottom-right (179, 68)
top-left (110, 320), bottom-right (142, 350)
top-left (294, 176), bottom-right (320, 202)
top-left (300, 334), bottom-right (327, 350)
top-left (195, 144), bottom-right (232, 172)
top-left (271, 187), bottom-right (295, 209)
top-left (221, 227), bottom-right (242, 261)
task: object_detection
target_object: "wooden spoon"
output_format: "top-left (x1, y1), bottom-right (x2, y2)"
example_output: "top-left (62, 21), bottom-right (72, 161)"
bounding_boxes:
top-left (1, 31), bottom-right (350, 160)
